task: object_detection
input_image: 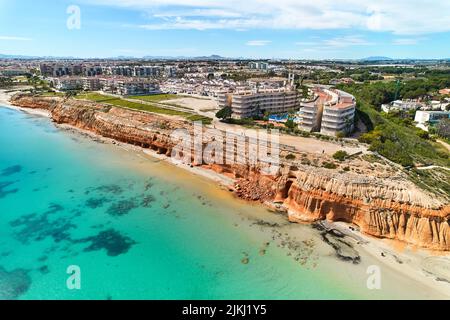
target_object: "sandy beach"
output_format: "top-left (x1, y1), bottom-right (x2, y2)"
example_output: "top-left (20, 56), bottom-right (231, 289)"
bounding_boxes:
top-left (1, 88), bottom-right (450, 299)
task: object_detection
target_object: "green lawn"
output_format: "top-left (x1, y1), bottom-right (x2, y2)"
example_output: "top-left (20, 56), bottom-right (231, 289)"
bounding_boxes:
top-left (127, 94), bottom-right (180, 103)
top-left (75, 92), bottom-right (212, 123)
top-left (39, 91), bottom-right (65, 97)
top-left (75, 92), bottom-right (118, 103)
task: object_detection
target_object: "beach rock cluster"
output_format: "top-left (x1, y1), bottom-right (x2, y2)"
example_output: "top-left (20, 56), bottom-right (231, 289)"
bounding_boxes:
top-left (11, 94), bottom-right (450, 251)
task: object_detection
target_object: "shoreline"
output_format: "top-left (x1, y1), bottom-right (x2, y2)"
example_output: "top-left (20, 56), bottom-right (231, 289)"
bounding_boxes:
top-left (1, 89), bottom-right (450, 299)
top-left (0, 90), bottom-right (235, 189)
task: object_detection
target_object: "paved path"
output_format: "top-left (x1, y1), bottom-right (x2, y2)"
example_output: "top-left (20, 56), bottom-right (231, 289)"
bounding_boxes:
top-left (416, 165), bottom-right (450, 171)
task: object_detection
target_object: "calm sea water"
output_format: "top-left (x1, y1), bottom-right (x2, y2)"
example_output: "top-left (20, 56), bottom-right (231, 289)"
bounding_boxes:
top-left (0, 106), bottom-right (435, 300)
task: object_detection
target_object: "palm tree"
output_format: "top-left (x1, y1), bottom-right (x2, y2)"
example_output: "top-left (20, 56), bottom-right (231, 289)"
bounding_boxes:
top-left (64, 90), bottom-right (79, 100)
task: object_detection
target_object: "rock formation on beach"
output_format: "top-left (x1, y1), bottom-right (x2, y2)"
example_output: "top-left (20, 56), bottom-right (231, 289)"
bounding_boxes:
top-left (10, 94), bottom-right (450, 251)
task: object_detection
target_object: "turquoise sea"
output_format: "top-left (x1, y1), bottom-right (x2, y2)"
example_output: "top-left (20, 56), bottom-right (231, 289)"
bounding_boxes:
top-left (0, 106), bottom-right (441, 300)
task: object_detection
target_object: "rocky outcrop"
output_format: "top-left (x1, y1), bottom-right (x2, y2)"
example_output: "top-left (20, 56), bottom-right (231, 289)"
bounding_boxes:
top-left (277, 169), bottom-right (450, 251)
top-left (11, 94), bottom-right (450, 251)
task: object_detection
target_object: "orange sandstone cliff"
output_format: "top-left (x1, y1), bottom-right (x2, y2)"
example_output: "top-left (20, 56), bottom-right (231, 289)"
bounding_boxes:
top-left (11, 94), bottom-right (450, 251)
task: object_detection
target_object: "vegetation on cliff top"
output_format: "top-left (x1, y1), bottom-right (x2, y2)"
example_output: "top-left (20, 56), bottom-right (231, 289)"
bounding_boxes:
top-left (73, 92), bottom-right (212, 124)
top-left (337, 81), bottom-right (450, 169)
top-left (338, 78), bottom-right (450, 199)
top-left (127, 94), bottom-right (179, 102)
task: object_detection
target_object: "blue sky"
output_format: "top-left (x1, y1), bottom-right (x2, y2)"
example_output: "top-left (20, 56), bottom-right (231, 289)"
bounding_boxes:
top-left (0, 0), bottom-right (449, 59)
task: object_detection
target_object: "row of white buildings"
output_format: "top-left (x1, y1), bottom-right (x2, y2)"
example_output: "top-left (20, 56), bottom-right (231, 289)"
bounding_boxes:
top-left (40, 63), bottom-right (177, 78)
top-left (48, 76), bottom-right (160, 96)
top-left (161, 78), bottom-right (238, 97)
top-left (160, 76), bottom-right (291, 98)
top-left (382, 99), bottom-right (450, 113)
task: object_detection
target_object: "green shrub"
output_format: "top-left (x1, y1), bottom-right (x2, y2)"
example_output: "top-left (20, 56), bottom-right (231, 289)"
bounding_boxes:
top-left (285, 153), bottom-right (296, 160)
top-left (336, 131), bottom-right (346, 138)
top-left (216, 106), bottom-right (232, 120)
top-left (333, 150), bottom-right (349, 161)
top-left (322, 162), bottom-right (338, 169)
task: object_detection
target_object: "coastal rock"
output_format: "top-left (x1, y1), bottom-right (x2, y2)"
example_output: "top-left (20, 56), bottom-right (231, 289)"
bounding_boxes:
top-left (11, 94), bottom-right (450, 251)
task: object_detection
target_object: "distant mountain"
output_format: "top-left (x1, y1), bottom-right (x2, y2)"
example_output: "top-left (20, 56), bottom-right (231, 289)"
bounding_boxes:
top-left (361, 56), bottom-right (394, 61)
top-left (0, 54), bottom-right (77, 60)
top-left (0, 54), bottom-right (39, 59)
top-left (142, 54), bottom-right (229, 60)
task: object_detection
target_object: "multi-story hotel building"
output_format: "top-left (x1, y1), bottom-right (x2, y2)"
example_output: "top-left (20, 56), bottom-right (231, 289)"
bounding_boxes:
top-left (298, 86), bottom-right (356, 136)
top-left (113, 79), bottom-right (160, 96)
top-left (82, 78), bottom-right (102, 91)
top-left (40, 63), bottom-right (83, 77)
top-left (218, 87), bottom-right (301, 119)
top-left (320, 90), bottom-right (356, 136)
top-left (49, 77), bottom-right (84, 91)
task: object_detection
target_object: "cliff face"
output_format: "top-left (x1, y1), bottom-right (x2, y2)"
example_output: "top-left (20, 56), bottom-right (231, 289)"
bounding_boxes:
top-left (11, 94), bottom-right (450, 251)
top-left (276, 170), bottom-right (450, 251)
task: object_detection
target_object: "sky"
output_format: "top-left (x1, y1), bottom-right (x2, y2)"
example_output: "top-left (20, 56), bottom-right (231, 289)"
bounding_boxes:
top-left (0, 0), bottom-right (449, 59)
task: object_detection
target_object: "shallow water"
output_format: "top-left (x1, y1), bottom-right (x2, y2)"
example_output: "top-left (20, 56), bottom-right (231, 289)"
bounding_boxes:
top-left (0, 106), bottom-right (444, 300)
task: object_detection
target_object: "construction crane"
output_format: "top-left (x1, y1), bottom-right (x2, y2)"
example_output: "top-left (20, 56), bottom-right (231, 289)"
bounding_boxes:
top-left (394, 79), bottom-right (401, 101)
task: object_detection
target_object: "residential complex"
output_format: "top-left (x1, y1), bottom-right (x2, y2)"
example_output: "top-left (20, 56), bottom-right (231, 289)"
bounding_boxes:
top-left (248, 61), bottom-right (269, 71)
top-left (104, 78), bottom-right (160, 96)
top-left (40, 63), bottom-right (175, 79)
top-left (382, 99), bottom-right (449, 113)
top-left (48, 76), bottom-right (160, 96)
top-left (298, 86), bottom-right (356, 136)
top-left (414, 110), bottom-right (450, 131)
top-left (219, 87), bottom-right (301, 119)
top-left (382, 100), bottom-right (423, 113)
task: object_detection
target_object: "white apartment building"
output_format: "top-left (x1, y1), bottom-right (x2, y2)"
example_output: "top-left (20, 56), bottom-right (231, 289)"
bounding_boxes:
top-left (298, 86), bottom-right (356, 136)
top-left (320, 91), bottom-right (356, 136)
top-left (161, 78), bottom-right (238, 97)
top-left (114, 79), bottom-right (160, 96)
top-left (414, 110), bottom-right (450, 131)
top-left (49, 76), bottom-right (102, 91)
top-left (298, 97), bottom-right (323, 132)
top-left (248, 62), bottom-right (269, 71)
top-left (381, 100), bottom-right (422, 113)
top-left (82, 66), bottom-right (103, 77)
top-left (134, 66), bottom-right (163, 78)
top-left (50, 77), bottom-right (84, 91)
top-left (82, 78), bottom-right (102, 91)
top-left (219, 87), bottom-right (300, 119)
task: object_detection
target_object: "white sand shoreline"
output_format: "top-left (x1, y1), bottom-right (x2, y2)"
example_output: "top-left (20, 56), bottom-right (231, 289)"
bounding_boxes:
top-left (1, 89), bottom-right (449, 299)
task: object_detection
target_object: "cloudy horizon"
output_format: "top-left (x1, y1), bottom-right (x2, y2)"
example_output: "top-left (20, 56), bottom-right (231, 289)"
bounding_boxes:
top-left (0, 0), bottom-right (449, 59)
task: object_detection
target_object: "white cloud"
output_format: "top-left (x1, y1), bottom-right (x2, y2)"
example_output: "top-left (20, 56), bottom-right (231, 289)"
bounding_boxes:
top-left (295, 35), bottom-right (373, 50)
top-left (392, 38), bottom-right (422, 45)
top-left (295, 41), bottom-right (320, 46)
top-left (154, 9), bottom-right (242, 18)
top-left (88, 0), bottom-right (450, 34)
top-left (0, 36), bottom-right (32, 41)
top-left (322, 35), bottom-right (374, 47)
top-left (246, 40), bottom-right (271, 46)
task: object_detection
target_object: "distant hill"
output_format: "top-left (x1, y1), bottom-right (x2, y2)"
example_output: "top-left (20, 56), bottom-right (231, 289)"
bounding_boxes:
top-left (142, 54), bottom-right (228, 60)
top-left (0, 54), bottom-right (77, 60)
top-left (361, 56), bottom-right (394, 61)
top-left (0, 54), bottom-right (39, 59)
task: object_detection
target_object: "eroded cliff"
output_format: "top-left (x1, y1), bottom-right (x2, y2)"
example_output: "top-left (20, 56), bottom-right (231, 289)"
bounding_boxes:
top-left (11, 94), bottom-right (450, 250)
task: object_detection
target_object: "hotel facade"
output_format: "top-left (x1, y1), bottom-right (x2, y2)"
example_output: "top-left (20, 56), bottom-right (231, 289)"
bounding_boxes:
top-left (298, 86), bottom-right (356, 136)
top-left (218, 87), bottom-right (301, 119)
